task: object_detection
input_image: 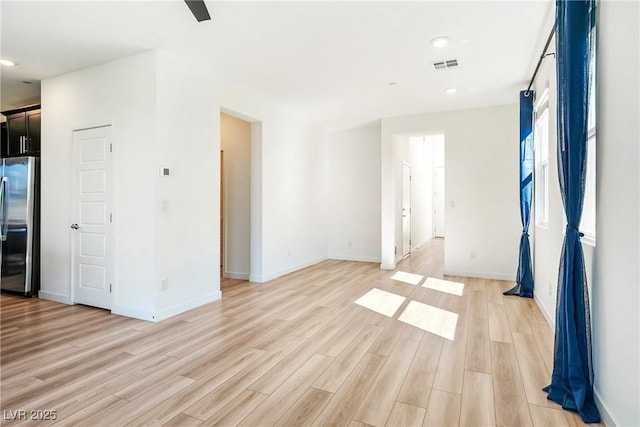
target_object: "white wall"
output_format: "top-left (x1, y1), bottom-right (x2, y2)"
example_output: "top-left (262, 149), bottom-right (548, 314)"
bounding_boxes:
top-left (220, 113), bottom-right (251, 279)
top-left (327, 122), bottom-right (381, 262)
top-left (592, 2), bottom-right (639, 425)
top-left (381, 104), bottom-right (521, 280)
top-left (153, 49), bottom-right (221, 320)
top-left (41, 51), bottom-right (159, 318)
top-left (531, 36), bottom-right (565, 324)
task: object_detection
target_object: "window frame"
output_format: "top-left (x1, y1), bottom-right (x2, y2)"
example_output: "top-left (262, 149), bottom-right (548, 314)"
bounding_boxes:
top-left (580, 50), bottom-right (597, 246)
top-left (534, 89), bottom-right (550, 229)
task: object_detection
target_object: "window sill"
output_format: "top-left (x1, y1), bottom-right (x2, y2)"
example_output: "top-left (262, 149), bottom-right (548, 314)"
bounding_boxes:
top-left (536, 223), bottom-right (549, 230)
top-left (581, 234), bottom-right (596, 247)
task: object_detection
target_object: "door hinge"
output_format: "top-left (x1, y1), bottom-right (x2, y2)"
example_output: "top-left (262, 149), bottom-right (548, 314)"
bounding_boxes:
top-left (110, 143), bottom-right (113, 153)
top-left (109, 283), bottom-right (112, 293)
top-left (110, 213), bottom-right (113, 223)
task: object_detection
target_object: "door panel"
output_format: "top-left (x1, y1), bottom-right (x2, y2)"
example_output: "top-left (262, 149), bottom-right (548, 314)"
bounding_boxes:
top-left (72, 126), bottom-right (112, 309)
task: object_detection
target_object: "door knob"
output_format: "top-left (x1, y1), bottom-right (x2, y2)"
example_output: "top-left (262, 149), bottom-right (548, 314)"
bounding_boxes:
top-left (70, 224), bottom-right (79, 230)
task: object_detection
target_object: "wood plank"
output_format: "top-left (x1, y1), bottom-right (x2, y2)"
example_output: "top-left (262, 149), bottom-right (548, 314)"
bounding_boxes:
top-left (313, 324), bottom-right (382, 393)
top-left (432, 327), bottom-right (468, 394)
top-left (205, 390), bottom-right (268, 427)
top-left (397, 332), bottom-right (443, 408)
top-left (487, 302), bottom-right (512, 343)
top-left (91, 375), bottom-right (194, 426)
top-left (459, 370), bottom-right (495, 426)
top-left (247, 325), bottom-right (340, 395)
top-left (53, 395), bottom-right (128, 427)
top-left (312, 352), bottom-right (387, 427)
top-left (465, 316), bottom-right (492, 374)
top-left (512, 332), bottom-right (556, 408)
top-left (353, 338), bottom-right (420, 426)
top-left (504, 297), bottom-right (533, 335)
top-left (162, 413), bottom-right (204, 427)
top-left (491, 341), bottom-right (533, 426)
top-left (181, 335), bottom-right (306, 421)
top-left (274, 388), bottom-right (333, 427)
top-left (528, 404), bottom-right (570, 427)
top-left (238, 354), bottom-right (334, 426)
top-left (529, 319), bottom-right (554, 374)
top-left (422, 389), bottom-right (461, 427)
top-left (385, 402), bottom-right (426, 427)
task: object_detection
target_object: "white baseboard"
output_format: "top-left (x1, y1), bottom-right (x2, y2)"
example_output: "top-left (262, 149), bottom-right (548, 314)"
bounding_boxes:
top-left (533, 292), bottom-right (556, 328)
top-left (533, 298), bottom-right (617, 427)
top-left (594, 387), bottom-right (618, 427)
top-left (380, 262), bottom-right (396, 270)
top-left (329, 254), bottom-right (381, 263)
top-left (224, 271), bottom-right (250, 280)
top-left (38, 290), bottom-right (73, 305)
top-left (154, 291), bottom-right (222, 322)
top-left (412, 236), bottom-right (433, 250)
top-left (443, 269), bottom-right (516, 281)
top-left (111, 305), bottom-right (156, 322)
top-left (251, 257), bottom-right (328, 283)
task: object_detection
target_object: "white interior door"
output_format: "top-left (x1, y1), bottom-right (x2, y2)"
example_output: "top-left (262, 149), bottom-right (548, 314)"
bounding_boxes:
top-left (402, 163), bottom-right (411, 257)
top-left (434, 167), bottom-right (445, 237)
top-left (72, 126), bottom-right (113, 310)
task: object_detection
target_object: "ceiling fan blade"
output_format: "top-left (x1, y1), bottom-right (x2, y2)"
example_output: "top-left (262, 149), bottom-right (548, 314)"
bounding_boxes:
top-left (184, 0), bottom-right (211, 22)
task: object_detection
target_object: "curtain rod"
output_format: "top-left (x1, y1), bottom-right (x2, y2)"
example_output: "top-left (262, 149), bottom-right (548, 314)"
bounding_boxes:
top-left (525, 25), bottom-right (556, 95)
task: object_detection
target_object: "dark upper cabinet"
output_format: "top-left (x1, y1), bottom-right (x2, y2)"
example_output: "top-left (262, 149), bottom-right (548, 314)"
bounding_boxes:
top-left (0, 122), bottom-right (7, 157)
top-left (26, 110), bottom-right (41, 154)
top-left (2, 105), bottom-right (41, 157)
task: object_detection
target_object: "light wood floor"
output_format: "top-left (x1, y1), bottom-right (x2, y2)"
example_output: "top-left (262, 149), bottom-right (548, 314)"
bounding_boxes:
top-left (1, 239), bottom-right (598, 426)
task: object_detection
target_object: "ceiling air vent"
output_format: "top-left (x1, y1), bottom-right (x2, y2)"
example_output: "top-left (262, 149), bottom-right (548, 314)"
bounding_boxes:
top-left (433, 59), bottom-right (459, 71)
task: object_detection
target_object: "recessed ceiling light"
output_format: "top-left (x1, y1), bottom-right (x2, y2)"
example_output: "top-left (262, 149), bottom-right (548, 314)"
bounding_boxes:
top-left (445, 88), bottom-right (458, 95)
top-left (0, 59), bottom-right (16, 67)
top-left (388, 82), bottom-right (397, 86)
top-left (430, 37), bottom-right (450, 49)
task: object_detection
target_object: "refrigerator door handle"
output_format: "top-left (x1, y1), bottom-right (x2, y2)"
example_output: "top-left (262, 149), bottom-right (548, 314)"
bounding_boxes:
top-left (0, 177), bottom-right (7, 241)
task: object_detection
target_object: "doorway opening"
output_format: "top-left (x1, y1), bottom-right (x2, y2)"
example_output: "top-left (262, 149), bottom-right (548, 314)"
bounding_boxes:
top-left (220, 113), bottom-right (251, 280)
top-left (392, 133), bottom-right (445, 263)
top-left (402, 162), bottom-right (412, 257)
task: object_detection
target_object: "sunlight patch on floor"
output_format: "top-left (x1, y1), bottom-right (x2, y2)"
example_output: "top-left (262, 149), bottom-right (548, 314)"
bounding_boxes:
top-left (398, 300), bottom-right (458, 340)
top-left (423, 277), bottom-right (465, 296)
top-left (390, 271), bottom-right (424, 286)
top-left (354, 288), bottom-right (407, 317)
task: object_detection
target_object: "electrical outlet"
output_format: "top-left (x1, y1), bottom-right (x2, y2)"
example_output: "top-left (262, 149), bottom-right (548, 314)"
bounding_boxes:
top-left (348, 240), bottom-right (352, 247)
top-left (160, 278), bottom-right (168, 291)
top-left (470, 251), bottom-right (476, 259)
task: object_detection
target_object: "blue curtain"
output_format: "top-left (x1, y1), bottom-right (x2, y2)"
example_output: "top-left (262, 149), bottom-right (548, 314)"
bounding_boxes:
top-left (544, 0), bottom-right (600, 423)
top-left (504, 92), bottom-right (535, 298)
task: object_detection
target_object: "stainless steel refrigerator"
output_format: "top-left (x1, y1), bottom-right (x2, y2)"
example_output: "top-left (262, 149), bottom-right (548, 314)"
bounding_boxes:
top-left (1, 156), bottom-right (40, 296)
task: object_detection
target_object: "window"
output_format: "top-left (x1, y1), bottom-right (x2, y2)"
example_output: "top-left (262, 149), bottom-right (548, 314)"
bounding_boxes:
top-left (580, 52), bottom-right (596, 244)
top-left (534, 89), bottom-right (550, 227)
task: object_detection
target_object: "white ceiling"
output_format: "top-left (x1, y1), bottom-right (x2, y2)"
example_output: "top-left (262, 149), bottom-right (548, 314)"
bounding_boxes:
top-left (1, 0), bottom-right (553, 128)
